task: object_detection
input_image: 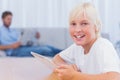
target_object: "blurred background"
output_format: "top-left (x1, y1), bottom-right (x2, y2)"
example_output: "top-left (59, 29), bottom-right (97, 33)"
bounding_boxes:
top-left (0, 0), bottom-right (120, 54)
top-left (0, 0), bottom-right (120, 43)
top-left (0, 0), bottom-right (120, 80)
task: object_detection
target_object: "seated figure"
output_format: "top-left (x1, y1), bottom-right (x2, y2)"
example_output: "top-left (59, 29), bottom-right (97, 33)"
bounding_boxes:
top-left (0, 11), bottom-right (62, 57)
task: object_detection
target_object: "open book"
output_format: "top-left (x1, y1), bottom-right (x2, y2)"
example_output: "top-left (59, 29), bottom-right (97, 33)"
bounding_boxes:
top-left (31, 52), bottom-right (56, 70)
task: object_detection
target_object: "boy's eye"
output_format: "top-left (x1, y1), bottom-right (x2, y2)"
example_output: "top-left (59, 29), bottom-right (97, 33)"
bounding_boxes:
top-left (71, 22), bottom-right (76, 26)
top-left (81, 22), bottom-right (88, 25)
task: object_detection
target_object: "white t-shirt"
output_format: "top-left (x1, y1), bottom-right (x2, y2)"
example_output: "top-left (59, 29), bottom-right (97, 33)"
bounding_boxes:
top-left (59, 37), bottom-right (120, 74)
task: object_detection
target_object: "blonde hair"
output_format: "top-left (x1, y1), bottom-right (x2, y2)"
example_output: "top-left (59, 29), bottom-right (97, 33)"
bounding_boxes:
top-left (69, 2), bottom-right (102, 36)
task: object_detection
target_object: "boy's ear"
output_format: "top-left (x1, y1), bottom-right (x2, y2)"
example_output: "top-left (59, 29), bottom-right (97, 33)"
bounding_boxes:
top-left (94, 25), bottom-right (99, 33)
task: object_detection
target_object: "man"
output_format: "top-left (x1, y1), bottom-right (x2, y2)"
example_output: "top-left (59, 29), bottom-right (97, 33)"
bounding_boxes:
top-left (0, 11), bottom-right (61, 57)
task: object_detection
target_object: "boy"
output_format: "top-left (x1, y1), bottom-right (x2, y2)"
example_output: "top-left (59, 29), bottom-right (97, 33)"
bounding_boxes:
top-left (53, 2), bottom-right (120, 80)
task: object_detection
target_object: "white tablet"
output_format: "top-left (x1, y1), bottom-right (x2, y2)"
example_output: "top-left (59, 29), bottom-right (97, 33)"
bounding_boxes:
top-left (31, 52), bottom-right (56, 70)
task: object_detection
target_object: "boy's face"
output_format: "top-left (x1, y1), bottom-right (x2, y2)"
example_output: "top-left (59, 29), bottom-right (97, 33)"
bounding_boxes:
top-left (69, 15), bottom-right (97, 47)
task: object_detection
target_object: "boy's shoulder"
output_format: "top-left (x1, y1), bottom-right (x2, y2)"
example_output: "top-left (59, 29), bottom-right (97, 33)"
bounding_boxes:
top-left (94, 37), bottom-right (115, 53)
top-left (97, 37), bottom-right (113, 47)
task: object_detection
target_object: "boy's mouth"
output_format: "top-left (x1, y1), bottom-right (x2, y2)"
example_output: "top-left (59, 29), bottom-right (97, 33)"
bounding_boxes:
top-left (74, 35), bottom-right (86, 39)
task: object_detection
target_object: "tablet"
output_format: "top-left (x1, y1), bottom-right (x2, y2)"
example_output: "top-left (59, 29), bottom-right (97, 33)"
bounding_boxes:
top-left (31, 52), bottom-right (56, 70)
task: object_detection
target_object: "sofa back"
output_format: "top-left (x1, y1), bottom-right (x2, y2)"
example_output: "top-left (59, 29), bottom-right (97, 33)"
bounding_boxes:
top-left (17, 28), bottom-right (73, 49)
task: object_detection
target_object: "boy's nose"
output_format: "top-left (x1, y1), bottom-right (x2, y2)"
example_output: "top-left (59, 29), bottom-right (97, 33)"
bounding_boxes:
top-left (75, 25), bottom-right (82, 32)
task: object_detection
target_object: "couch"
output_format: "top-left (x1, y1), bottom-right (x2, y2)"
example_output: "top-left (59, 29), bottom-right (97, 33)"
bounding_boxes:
top-left (20, 28), bottom-right (73, 49)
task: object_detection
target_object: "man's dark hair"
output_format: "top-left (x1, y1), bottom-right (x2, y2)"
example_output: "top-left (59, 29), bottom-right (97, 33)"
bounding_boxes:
top-left (2, 11), bottom-right (12, 19)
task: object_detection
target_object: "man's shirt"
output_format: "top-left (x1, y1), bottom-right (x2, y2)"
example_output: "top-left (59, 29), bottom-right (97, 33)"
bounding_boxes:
top-left (0, 25), bottom-right (20, 55)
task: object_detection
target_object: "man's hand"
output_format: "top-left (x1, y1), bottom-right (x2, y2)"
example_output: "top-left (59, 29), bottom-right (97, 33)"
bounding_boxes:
top-left (9, 42), bottom-right (21, 49)
top-left (35, 32), bottom-right (40, 39)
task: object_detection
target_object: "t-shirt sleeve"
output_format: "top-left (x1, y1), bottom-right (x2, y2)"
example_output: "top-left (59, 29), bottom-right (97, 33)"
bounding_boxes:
top-left (59, 44), bottom-right (76, 64)
top-left (102, 42), bottom-right (120, 73)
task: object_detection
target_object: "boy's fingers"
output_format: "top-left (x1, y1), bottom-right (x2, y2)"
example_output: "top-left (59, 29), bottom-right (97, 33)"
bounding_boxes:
top-left (57, 64), bottom-right (69, 69)
top-left (54, 68), bottom-right (66, 74)
top-left (58, 64), bottom-right (78, 70)
top-left (72, 64), bottom-right (78, 71)
top-left (54, 68), bottom-right (62, 73)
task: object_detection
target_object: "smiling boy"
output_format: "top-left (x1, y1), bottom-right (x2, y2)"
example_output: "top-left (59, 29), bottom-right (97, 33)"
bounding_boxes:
top-left (53, 2), bottom-right (120, 80)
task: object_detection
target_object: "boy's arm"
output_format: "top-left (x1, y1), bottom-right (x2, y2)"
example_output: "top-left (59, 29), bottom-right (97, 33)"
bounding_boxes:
top-left (73, 72), bottom-right (120, 80)
top-left (55, 65), bottom-right (120, 80)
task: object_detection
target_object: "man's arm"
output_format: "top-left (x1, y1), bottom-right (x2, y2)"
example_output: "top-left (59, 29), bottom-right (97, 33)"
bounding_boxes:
top-left (73, 72), bottom-right (120, 80)
top-left (0, 45), bottom-right (11, 50)
top-left (0, 42), bottom-right (21, 50)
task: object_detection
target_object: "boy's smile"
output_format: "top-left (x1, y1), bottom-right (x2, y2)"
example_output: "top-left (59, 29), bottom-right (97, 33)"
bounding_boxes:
top-left (74, 34), bottom-right (86, 41)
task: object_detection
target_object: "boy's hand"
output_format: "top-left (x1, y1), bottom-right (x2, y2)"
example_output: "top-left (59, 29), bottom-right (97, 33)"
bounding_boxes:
top-left (71, 64), bottom-right (80, 71)
top-left (54, 64), bottom-right (79, 80)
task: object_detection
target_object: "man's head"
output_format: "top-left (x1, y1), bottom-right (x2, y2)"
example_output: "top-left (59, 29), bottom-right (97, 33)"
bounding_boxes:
top-left (2, 11), bottom-right (13, 28)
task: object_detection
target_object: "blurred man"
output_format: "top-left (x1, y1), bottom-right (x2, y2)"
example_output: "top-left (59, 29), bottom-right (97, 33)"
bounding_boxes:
top-left (0, 11), bottom-right (61, 57)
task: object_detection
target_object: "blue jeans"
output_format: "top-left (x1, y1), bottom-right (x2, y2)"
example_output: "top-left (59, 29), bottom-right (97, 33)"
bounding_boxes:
top-left (11, 45), bottom-right (62, 57)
